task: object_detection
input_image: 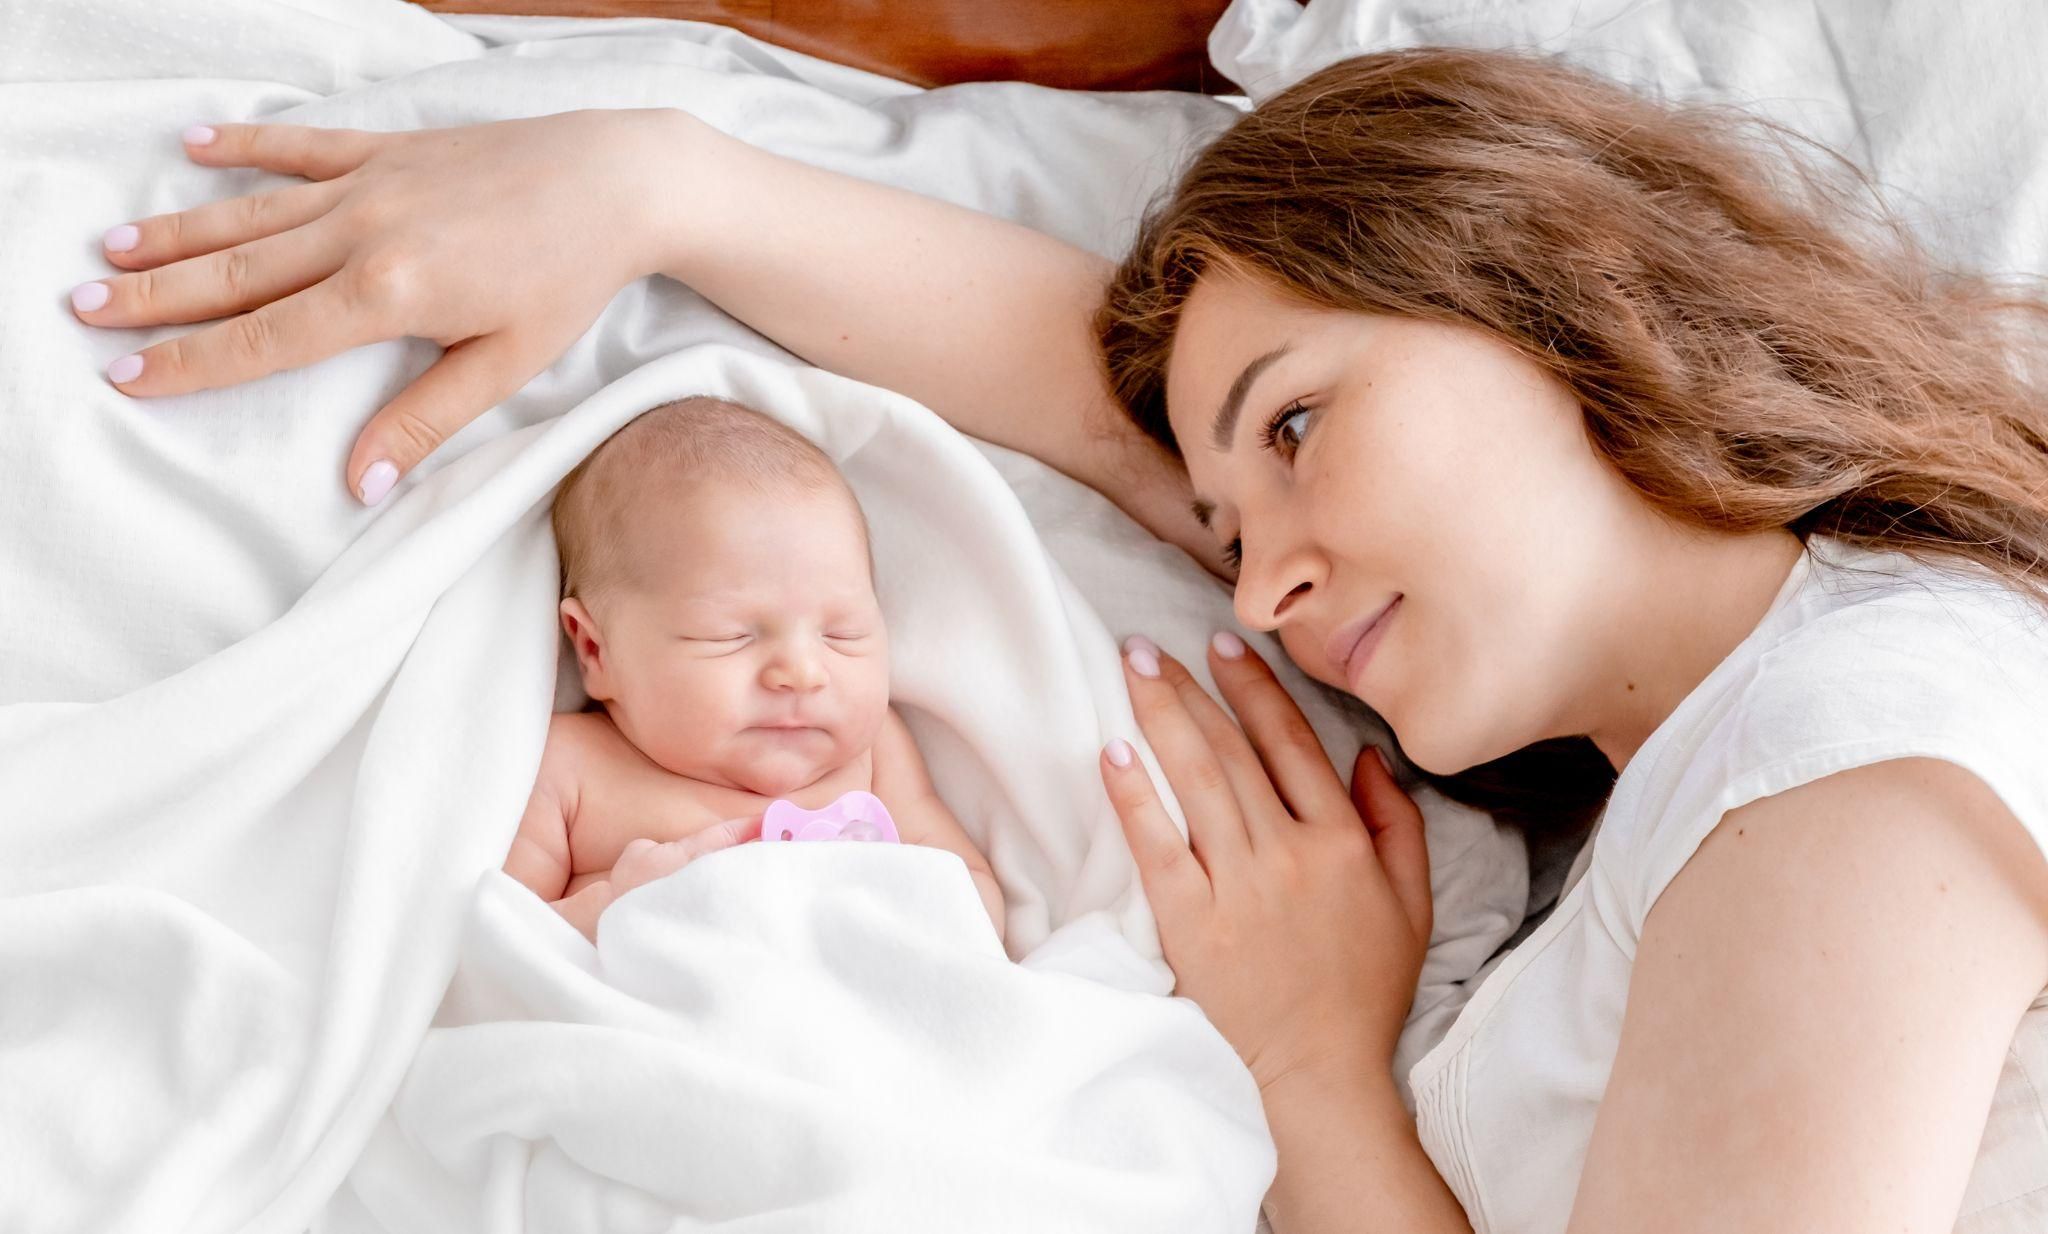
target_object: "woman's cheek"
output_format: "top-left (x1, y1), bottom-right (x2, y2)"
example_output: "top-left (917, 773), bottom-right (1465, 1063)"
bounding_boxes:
top-left (1277, 626), bottom-right (1333, 690)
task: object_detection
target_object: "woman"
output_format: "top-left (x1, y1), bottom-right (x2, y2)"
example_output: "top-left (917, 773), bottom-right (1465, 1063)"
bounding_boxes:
top-left (71, 47), bottom-right (2048, 1233)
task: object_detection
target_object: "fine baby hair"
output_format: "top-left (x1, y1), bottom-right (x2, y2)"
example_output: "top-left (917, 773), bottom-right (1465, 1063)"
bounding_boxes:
top-left (552, 394), bottom-right (872, 605)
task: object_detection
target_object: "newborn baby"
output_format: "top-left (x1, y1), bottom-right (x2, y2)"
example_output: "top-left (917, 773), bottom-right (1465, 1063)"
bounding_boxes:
top-left (505, 396), bottom-right (1004, 941)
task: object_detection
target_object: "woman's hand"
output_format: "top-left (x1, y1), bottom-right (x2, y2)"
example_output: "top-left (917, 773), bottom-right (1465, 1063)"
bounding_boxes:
top-left (1101, 632), bottom-right (1433, 1091)
top-left (72, 109), bottom-right (697, 503)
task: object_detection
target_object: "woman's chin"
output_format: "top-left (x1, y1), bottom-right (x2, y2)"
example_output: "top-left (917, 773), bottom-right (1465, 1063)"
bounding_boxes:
top-left (1378, 710), bottom-right (1493, 779)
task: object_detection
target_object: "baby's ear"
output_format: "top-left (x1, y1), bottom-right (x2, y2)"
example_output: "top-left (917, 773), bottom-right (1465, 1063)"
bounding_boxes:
top-left (560, 597), bottom-right (614, 701)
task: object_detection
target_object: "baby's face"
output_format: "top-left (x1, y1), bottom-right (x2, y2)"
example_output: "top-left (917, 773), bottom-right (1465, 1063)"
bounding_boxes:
top-left (580, 484), bottom-right (889, 797)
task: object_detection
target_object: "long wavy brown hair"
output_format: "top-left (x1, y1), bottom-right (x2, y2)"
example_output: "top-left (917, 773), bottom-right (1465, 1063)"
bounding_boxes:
top-left (1098, 47), bottom-right (2048, 823)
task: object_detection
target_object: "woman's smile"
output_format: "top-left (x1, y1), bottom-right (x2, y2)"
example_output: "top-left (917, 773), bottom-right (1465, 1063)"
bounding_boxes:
top-left (1333, 595), bottom-right (1402, 694)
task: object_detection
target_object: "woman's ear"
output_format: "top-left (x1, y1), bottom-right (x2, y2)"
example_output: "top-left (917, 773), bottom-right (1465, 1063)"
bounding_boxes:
top-left (560, 596), bottom-right (615, 702)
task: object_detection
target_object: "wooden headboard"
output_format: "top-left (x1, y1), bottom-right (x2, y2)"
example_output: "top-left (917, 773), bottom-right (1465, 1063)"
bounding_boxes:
top-left (409, 0), bottom-right (1240, 92)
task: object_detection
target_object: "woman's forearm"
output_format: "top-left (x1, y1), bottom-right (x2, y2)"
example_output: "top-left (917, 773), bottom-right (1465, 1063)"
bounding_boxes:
top-left (1261, 1070), bottom-right (1473, 1234)
top-left (634, 109), bottom-right (1215, 568)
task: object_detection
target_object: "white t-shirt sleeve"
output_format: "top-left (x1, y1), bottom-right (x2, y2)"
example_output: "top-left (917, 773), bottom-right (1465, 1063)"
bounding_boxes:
top-left (1623, 582), bottom-right (2048, 938)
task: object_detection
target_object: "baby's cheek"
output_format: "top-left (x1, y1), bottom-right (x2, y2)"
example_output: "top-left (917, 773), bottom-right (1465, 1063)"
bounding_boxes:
top-left (847, 669), bottom-right (893, 739)
top-left (633, 668), bottom-right (742, 761)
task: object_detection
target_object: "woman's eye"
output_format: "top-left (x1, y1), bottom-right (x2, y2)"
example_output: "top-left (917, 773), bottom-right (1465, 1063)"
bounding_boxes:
top-left (1259, 402), bottom-right (1314, 457)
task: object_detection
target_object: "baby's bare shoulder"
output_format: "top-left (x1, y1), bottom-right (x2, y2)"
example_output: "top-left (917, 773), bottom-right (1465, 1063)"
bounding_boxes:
top-left (534, 711), bottom-right (642, 812)
top-left (546, 713), bottom-right (737, 858)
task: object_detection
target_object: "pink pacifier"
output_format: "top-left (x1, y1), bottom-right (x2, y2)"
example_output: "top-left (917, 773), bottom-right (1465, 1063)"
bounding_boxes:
top-left (758, 790), bottom-right (900, 844)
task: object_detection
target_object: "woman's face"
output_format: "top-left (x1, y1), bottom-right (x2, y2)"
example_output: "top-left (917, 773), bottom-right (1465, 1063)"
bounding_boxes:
top-left (1163, 270), bottom-right (1649, 774)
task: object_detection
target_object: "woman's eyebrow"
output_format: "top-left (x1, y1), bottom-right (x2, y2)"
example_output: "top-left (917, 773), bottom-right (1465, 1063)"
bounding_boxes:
top-left (1211, 345), bottom-right (1291, 451)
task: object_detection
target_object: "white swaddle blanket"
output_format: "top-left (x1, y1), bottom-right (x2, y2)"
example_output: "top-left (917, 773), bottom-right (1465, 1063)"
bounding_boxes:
top-left (0, 4), bottom-right (1529, 1232)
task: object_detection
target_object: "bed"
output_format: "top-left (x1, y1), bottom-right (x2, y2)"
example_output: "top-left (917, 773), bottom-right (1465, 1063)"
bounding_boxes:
top-left (3, 2), bottom-right (2044, 1232)
top-left (409, 0), bottom-right (1241, 91)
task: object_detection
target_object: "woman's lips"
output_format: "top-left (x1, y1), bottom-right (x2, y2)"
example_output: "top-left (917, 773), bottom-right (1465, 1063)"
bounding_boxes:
top-left (1329, 596), bottom-right (1402, 694)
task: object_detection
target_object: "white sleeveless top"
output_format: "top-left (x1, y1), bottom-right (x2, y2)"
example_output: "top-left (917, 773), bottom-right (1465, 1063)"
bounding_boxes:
top-left (1409, 537), bottom-right (2048, 1234)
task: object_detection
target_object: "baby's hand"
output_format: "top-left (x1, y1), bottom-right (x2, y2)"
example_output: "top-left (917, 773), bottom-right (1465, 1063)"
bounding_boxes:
top-left (607, 815), bottom-right (761, 898)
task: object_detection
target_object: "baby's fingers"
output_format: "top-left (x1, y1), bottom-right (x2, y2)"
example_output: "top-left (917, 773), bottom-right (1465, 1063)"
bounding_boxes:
top-left (691, 813), bottom-right (764, 856)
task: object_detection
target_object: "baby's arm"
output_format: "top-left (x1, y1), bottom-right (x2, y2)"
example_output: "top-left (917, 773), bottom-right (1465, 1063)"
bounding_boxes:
top-left (873, 707), bottom-right (1006, 943)
top-left (504, 718), bottom-right (623, 940)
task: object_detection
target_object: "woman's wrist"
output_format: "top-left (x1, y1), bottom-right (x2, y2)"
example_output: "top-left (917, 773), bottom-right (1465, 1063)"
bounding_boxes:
top-left (1260, 1063), bottom-right (1471, 1234)
top-left (623, 106), bottom-right (739, 283)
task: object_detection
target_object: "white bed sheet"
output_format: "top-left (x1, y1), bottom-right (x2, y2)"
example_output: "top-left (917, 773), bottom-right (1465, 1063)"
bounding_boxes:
top-left (1212, 0), bottom-right (2048, 278)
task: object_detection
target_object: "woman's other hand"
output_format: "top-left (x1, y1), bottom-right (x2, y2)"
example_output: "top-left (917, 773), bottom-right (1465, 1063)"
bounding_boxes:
top-left (1101, 632), bottom-right (1433, 1092)
top-left (73, 109), bottom-right (695, 504)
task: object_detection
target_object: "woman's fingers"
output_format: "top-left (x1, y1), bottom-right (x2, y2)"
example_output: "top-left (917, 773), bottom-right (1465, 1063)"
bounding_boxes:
top-left (78, 221), bottom-right (344, 328)
top-left (101, 177), bottom-right (349, 272)
top-left (1135, 637), bottom-right (1294, 843)
top-left (1206, 631), bottom-right (1354, 823)
top-left (182, 122), bottom-right (384, 181)
top-left (344, 331), bottom-right (540, 504)
top-left (1351, 747), bottom-right (1432, 944)
top-left (71, 111), bottom-right (673, 505)
top-left (1122, 637), bottom-right (1252, 869)
top-left (102, 277), bottom-right (373, 398)
top-left (1100, 738), bottom-right (1211, 920)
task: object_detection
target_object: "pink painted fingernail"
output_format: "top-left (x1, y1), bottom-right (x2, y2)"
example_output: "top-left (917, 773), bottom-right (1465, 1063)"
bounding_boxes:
top-left (1212, 630), bottom-right (1246, 659)
top-left (106, 353), bottom-right (143, 384)
top-left (102, 224), bottom-right (139, 253)
top-left (1374, 747), bottom-right (1393, 775)
top-left (182, 125), bottom-right (217, 147)
top-left (71, 281), bottom-right (110, 313)
top-left (1122, 634), bottom-right (1162, 678)
top-left (357, 460), bottom-right (398, 506)
top-left (1105, 738), bottom-right (1135, 768)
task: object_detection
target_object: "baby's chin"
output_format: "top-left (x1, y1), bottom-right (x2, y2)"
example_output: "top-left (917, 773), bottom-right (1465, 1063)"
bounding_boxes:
top-left (662, 733), bottom-right (854, 798)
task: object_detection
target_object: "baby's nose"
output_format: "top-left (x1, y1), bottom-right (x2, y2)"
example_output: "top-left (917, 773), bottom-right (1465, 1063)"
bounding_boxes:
top-left (762, 652), bottom-right (828, 692)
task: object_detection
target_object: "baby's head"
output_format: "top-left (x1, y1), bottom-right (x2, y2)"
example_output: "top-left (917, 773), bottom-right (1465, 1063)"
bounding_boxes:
top-left (552, 396), bottom-right (889, 797)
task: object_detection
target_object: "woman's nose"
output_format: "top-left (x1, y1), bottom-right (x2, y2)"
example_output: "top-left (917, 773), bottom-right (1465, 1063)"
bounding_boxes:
top-left (1231, 528), bottom-right (1321, 632)
top-left (1234, 578), bottom-right (1313, 632)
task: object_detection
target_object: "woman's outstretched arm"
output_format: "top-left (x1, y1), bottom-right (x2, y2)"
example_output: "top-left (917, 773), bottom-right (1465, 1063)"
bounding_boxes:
top-left (75, 109), bottom-right (1218, 568)
top-left (656, 116), bottom-right (1212, 566)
